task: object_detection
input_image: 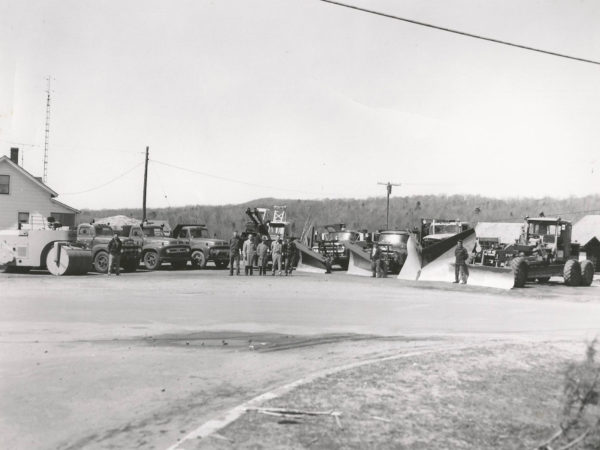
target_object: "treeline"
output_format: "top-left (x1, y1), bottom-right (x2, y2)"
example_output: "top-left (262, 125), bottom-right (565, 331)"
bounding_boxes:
top-left (79, 194), bottom-right (600, 239)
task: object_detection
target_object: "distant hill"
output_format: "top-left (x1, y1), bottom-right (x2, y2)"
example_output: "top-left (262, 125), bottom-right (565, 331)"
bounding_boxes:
top-left (79, 194), bottom-right (600, 239)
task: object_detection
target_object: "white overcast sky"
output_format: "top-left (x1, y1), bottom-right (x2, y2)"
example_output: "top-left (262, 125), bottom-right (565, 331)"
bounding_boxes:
top-left (1, 0), bottom-right (599, 209)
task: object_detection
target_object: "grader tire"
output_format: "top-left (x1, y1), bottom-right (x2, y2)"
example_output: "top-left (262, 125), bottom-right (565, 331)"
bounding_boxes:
top-left (511, 257), bottom-right (528, 288)
top-left (580, 260), bottom-right (595, 287)
top-left (563, 260), bottom-right (582, 287)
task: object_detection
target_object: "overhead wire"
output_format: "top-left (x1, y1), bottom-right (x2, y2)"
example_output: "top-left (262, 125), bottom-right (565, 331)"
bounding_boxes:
top-left (318, 0), bottom-right (600, 66)
top-left (61, 162), bottom-right (143, 195)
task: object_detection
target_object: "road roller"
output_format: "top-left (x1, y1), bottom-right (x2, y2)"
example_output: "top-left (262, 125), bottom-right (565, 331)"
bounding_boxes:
top-left (0, 228), bottom-right (91, 275)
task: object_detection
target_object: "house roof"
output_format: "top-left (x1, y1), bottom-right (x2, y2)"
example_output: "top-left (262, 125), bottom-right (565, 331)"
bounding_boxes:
top-left (0, 155), bottom-right (58, 197)
top-left (51, 198), bottom-right (81, 214)
top-left (573, 215), bottom-right (600, 246)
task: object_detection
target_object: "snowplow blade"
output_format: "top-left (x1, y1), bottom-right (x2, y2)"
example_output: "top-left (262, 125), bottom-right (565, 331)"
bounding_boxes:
top-left (398, 228), bottom-right (475, 280)
top-left (460, 264), bottom-right (515, 289)
top-left (293, 241), bottom-right (328, 273)
top-left (345, 242), bottom-right (372, 277)
top-left (418, 233), bottom-right (477, 283)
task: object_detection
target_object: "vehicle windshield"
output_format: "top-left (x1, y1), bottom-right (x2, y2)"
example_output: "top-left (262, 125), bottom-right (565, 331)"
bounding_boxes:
top-left (430, 224), bottom-right (460, 235)
top-left (143, 227), bottom-right (168, 237)
top-left (187, 227), bottom-right (209, 238)
top-left (528, 222), bottom-right (557, 236)
top-left (94, 225), bottom-right (114, 237)
top-left (378, 233), bottom-right (409, 246)
top-left (327, 231), bottom-right (357, 241)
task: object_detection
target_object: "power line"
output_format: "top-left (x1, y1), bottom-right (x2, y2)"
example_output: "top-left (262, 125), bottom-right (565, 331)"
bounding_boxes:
top-left (61, 162), bottom-right (143, 195)
top-left (150, 159), bottom-right (338, 197)
top-left (318, 0), bottom-right (600, 66)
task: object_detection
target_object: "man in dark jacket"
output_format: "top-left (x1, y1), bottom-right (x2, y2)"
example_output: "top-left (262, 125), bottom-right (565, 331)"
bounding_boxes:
top-left (256, 237), bottom-right (269, 275)
top-left (454, 240), bottom-right (469, 283)
top-left (107, 232), bottom-right (123, 276)
top-left (229, 231), bottom-right (242, 276)
top-left (284, 238), bottom-right (297, 275)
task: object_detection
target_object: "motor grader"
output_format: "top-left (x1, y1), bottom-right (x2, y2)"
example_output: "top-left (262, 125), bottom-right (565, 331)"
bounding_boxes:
top-left (468, 216), bottom-right (595, 288)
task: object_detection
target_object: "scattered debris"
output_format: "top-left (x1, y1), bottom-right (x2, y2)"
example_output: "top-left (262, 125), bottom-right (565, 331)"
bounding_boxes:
top-left (371, 416), bottom-right (392, 423)
top-left (247, 407), bottom-right (343, 428)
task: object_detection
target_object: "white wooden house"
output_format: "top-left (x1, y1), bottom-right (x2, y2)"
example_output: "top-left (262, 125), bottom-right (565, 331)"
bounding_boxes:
top-left (0, 149), bottom-right (80, 229)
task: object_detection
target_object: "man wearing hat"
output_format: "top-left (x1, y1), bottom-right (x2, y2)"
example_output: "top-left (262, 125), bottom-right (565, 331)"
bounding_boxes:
top-left (256, 236), bottom-right (270, 275)
top-left (271, 237), bottom-right (283, 276)
top-left (242, 234), bottom-right (257, 276)
top-left (454, 240), bottom-right (469, 284)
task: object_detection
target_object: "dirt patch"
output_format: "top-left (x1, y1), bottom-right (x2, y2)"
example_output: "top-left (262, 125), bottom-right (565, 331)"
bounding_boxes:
top-left (194, 342), bottom-right (581, 449)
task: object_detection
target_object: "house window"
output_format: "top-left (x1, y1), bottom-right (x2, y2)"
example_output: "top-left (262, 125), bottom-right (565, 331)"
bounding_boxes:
top-left (18, 212), bottom-right (30, 225)
top-left (0, 175), bottom-right (9, 194)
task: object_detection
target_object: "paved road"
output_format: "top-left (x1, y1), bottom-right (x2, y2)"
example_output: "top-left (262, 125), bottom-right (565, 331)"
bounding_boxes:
top-left (1, 270), bottom-right (599, 449)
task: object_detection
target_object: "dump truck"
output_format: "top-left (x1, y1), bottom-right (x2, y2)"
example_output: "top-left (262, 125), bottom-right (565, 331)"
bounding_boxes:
top-left (311, 224), bottom-right (361, 270)
top-left (139, 221), bottom-right (190, 270)
top-left (172, 224), bottom-right (229, 269)
top-left (466, 216), bottom-right (595, 288)
top-left (0, 219), bottom-right (91, 275)
top-left (76, 223), bottom-right (142, 273)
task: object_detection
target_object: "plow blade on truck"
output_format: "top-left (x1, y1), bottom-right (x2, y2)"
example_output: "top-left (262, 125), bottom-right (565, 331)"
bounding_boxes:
top-left (293, 240), bottom-right (329, 273)
top-left (345, 242), bottom-right (373, 276)
top-left (398, 228), bottom-right (475, 280)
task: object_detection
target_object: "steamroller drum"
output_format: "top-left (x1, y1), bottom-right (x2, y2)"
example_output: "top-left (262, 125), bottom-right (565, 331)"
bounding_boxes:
top-left (46, 246), bottom-right (91, 276)
top-left (121, 258), bottom-right (139, 273)
top-left (511, 257), bottom-right (528, 288)
top-left (563, 259), bottom-right (582, 287)
top-left (579, 260), bottom-right (595, 287)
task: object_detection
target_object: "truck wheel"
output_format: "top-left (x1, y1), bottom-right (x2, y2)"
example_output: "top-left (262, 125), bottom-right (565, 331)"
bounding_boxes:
top-left (121, 258), bottom-right (138, 273)
top-left (580, 260), bottom-right (595, 286)
top-left (215, 261), bottom-right (228, 270)
top-left (563, 260), bottom-right (582, 286)
top-left (143, 251), bottom-right (161, 271)
top-left (511, 257), bottom-right (528, 288)
top-left (93, 251), bottom-right (109, 273)
top-left (191, 250), bottom-right (207, 269)
top-left (171, 260), bottom-right (187, 270)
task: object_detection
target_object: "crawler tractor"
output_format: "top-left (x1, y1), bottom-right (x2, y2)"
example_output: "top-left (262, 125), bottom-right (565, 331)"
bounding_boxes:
top-left (468, 216), bottom-right (595, 288)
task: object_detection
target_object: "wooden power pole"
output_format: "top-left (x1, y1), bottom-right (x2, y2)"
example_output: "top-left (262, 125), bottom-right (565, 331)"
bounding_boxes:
top-left (377, 181), bottom-right (401, 230)
top-left (142, 146), bottom-right (149, 222)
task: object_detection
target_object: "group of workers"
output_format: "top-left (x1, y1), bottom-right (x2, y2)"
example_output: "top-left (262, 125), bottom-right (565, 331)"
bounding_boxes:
top-left (228, 231), bottom-right (298, 276)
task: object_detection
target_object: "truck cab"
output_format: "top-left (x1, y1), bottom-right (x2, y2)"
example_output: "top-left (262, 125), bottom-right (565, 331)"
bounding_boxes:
top-left (375, 230), bottom-right (410, 274)
top-left (76, 223), bottom-right (142, 273)
top-left (140, 222), bottom-right (191, 270)
top-left (172, 224), bottom-right (230, 269)
top-left (312, 224), bottom-right (360, 270)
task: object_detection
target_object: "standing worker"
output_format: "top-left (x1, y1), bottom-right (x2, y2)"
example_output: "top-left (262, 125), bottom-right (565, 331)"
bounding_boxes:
top-left (370, 244), bottom-right (382, 278)
top-left (454, 240), bottom-right (469, 284)
top-left (242, 234), bottom-right (257, 276)
top-left (271, 237), bottom-right (283, 276)
top-left (256, 236), bottom-right (269, 275)
top-left (229, 231), bottom-right (242, 276)
top-left (107, 232), bottom-right (123, 276)
top-left (284, 237), bottom-right (297, 275)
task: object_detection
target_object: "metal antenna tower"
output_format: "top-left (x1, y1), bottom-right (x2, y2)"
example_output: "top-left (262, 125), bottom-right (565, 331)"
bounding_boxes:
top-left (43, 77), bottom-right (52, 183)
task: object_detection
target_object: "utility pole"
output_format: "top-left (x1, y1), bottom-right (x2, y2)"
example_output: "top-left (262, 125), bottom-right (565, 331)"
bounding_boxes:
top-left (43, 77), bottom-right (52, 183)
top-left (377, 181), bottom-right (401, 229)
top-left (142, 146), bottom-right (149, 223)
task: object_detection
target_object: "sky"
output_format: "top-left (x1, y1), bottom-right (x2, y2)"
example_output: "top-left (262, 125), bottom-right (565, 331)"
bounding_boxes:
top-left (1, 0), bottom-right (599, 210)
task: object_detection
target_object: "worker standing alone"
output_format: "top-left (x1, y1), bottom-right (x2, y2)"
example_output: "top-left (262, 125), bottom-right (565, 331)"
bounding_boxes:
top-left (284, 238), bottom-right (297, 275)
top-left (228, 231), bottom-right (242, 276)
top-left (107, 232), bottom-right (123, 276)
top-left (454, 240), bottom-right (469, 284)
top-left (256, 236), bottom-right (269, 276)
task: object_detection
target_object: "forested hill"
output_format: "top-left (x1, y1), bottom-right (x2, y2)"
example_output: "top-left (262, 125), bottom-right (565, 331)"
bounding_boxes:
top-left (79, 194), bottom-right (600, 238)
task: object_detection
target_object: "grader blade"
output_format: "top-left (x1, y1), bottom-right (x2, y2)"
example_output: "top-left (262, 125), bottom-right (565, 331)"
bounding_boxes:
top-left (462, 264), bottom-right (515, 289)
top-left (345, 242), bottom-right (373, 276)
top-left (293, 240), bottom-right (328, 273)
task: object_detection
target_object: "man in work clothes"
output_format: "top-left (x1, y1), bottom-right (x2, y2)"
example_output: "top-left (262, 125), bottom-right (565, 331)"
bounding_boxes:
top-left (271, 237), bottom-right (283, 276)
top-left (228, 231), bottom-right (242, 276)
top-left (284, 238), bottom-right (297, 275)
top-left (107, 232), bottom-right (123, 276)
top-left (454, 240), bottom-right (469, 284)
top-left (370, 244), bottom-right (382, 278)
top-left (242, 234), bottom-right (257, 275)
top-left (256, 236), bottom-right (269, 276)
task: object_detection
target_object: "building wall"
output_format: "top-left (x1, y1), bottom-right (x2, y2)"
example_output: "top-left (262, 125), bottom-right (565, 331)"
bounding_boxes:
top-left (0, 160), bottom-right (76, 229)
